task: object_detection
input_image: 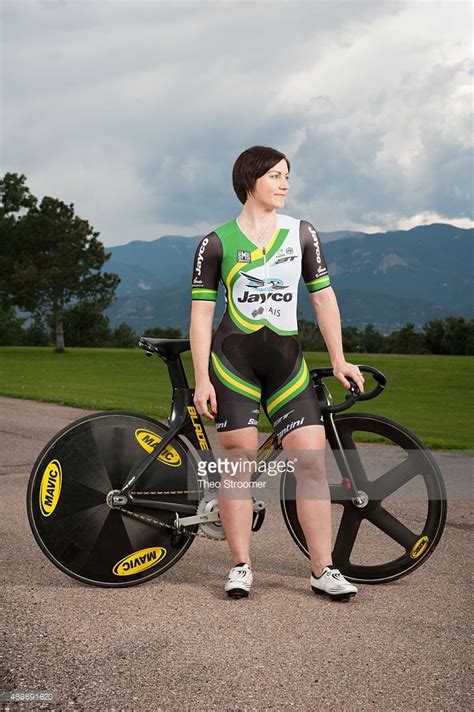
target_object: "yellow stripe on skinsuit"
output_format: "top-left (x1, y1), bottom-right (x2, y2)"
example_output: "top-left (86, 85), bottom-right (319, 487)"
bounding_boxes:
top-left (267, 361), bottom-right (309, 415)
top-left (211, 352), bottom-right (261, 399)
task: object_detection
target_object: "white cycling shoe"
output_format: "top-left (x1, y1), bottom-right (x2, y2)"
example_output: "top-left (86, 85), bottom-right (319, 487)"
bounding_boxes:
top-left (224, 562), bottom-right (253, 598)
top-left (310, 565), bottom-right (358, 601)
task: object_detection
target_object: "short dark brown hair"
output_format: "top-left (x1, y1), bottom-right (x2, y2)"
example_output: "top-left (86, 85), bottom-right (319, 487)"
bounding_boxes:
top-left (232, 145), bottom-right (290, 205)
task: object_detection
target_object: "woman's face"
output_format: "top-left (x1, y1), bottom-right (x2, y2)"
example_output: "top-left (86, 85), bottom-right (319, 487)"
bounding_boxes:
top-left (248, 159), bottom-right (289, 209)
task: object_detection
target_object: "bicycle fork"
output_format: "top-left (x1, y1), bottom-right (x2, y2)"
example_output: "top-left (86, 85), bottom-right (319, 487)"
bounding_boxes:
top-left (323, 411), bottom-right (369, 507)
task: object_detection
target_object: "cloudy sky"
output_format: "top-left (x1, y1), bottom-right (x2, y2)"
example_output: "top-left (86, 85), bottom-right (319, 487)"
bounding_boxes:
top-left (2, 0), bottom-right (473, 246)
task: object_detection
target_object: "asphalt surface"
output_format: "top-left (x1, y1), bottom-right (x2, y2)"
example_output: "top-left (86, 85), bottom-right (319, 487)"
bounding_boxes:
top-left (1, 396), bottom-right (472, 711)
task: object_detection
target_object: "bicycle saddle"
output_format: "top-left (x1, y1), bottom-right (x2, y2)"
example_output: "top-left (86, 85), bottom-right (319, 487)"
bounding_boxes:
top-left (138, 337), bottom-right (191, 357)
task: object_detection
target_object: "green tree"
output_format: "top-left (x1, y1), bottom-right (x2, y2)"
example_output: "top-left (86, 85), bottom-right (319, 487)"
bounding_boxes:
top-left (423, 319), bottom-right (447, 354)
top-left (24, 315), bottom-right (50, 346)
top-left (441, 316), bottom-right (472, 355)
top-left (0, 173), bottom-right (38, 306)
top-left (3, 188), bottom-right (120, 352)
top-left (360, 324), bottom-right (386, 353)
top-left (342, 325), bottom-right (362, 353)
top-left (297, 318), bottom-right (326, 351)
top-left (466, 321), bottom-right (474, 356)
top-left (387, 323), bottom-right (427, 354)
top-left (62, 302), bottom-right (113, 347)
top-left (0, 305), bottom-right (25, 345)
top-left (0, 172), bottom-right (37, 216)
top-left (112, 322), bottom-right (138, 348)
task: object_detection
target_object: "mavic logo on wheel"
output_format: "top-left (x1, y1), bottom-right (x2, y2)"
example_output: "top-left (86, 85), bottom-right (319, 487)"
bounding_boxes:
top-left (113, 547), bottom-right (166, 576)
top-left (410, 535), bottom-right (429, 559)
top-left (39, 459), bottom-right (62, 517)
top-left (135, 429), bottom-right (182, 467)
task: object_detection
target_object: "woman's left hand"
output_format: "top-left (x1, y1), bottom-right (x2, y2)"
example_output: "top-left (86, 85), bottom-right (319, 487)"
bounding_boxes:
top-left (332, 361), bottom-right (365, 394)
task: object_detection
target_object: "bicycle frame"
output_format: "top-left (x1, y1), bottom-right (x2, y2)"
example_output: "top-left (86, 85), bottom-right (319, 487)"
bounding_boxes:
top-left (116, 349), bottom-right (364, 517)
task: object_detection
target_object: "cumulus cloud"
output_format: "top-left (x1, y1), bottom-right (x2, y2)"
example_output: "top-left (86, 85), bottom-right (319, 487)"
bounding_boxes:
top-left (2, 0), bottom-right (472, 245)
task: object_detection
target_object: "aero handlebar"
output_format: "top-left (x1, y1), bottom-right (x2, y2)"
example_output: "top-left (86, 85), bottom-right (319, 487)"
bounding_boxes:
top-left (311, 365), bottom-right (387, 414)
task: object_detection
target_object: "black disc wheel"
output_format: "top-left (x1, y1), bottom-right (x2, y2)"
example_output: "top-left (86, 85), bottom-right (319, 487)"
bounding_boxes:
top-left (27, 412), bottom-right (201, 588)
top-left (281, 413), bottom-right (447, 584)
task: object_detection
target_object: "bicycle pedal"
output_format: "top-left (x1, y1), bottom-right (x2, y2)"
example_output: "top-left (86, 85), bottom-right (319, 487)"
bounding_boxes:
top-left (170, 528), bottom-right (190, 548)
top-left (251, 507), bottom-right (266, 532)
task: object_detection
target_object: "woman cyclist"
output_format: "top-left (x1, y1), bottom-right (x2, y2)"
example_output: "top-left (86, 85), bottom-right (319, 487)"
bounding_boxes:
top-left (189, 145), bottom-right (365, 601)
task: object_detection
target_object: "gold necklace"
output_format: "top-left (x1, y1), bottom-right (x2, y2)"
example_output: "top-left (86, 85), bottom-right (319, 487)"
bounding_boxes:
top-left (240, 213), bottom-right (276, 248)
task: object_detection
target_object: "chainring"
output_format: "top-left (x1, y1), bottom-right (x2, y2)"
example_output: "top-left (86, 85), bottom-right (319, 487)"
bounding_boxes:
top-left (197, 496), bottom-right (227, 540)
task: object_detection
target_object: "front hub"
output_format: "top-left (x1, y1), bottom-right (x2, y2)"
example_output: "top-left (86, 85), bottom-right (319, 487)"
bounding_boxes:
top-left (351, 490), bottom-right (369, 508)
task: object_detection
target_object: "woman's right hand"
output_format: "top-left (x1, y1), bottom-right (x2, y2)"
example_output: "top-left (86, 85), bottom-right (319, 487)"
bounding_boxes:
top-left (193, 378), bottom-right (218, 421)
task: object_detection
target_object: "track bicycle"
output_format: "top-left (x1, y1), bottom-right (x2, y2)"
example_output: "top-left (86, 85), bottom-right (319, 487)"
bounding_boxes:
top-left (27, 337), bottom-right (447, 588)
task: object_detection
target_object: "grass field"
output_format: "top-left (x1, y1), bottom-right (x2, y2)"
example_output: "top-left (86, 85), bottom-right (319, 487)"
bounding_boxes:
top-left (0, 346), bottom-right (472, 449)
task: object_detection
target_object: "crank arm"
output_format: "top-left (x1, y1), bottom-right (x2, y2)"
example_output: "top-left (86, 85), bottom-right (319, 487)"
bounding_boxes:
top-left (178, 499), bottom-right (265, 528)
top-left (177, 510), bottom-right (221, 527)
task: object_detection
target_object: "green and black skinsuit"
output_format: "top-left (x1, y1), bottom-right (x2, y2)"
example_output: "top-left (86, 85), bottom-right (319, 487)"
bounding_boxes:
top-left (191, 213), bottom-right (331, 441)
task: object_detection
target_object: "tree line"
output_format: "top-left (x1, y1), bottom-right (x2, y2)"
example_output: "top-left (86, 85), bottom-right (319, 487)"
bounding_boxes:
top-left (298, 317), bottom-right (474, 355)
top-left (0, 307), bottom-right (180, 349)
top-left (1, 307), bottom-right (472, 355)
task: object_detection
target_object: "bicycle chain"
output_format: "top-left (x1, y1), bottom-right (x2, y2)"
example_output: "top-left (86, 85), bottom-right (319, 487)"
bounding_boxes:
top-left (122, 488), bottom-right (216, 540)
top-left (130, 489), bottom-right (202, 496)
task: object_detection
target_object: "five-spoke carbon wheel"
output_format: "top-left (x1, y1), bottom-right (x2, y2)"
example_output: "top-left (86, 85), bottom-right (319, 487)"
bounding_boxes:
top-left (280, 413), bottom-right (447, 584)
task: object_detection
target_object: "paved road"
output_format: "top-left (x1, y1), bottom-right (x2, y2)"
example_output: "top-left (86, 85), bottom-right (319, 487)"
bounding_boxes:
top-left (1, 396), bottom-right (472, 711)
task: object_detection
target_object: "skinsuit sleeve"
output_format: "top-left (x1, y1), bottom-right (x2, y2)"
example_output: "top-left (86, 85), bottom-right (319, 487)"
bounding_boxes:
top-left (300, 220), bottom-right (331, 293)
top-left (191, 232), bottom-right (223, 302)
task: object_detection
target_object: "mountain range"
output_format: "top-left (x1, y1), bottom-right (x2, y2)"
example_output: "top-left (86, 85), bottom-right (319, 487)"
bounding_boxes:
top-left (104, 223), bottom-right (473, 335)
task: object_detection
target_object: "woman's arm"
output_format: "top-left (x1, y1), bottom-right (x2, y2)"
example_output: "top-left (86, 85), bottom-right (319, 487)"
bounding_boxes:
top-left (308, 287), bottom-right (344, 367)
top-left (189, 301), bottom-right (218, 419)
top-left (309, 287), bottom-right (365, 393)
